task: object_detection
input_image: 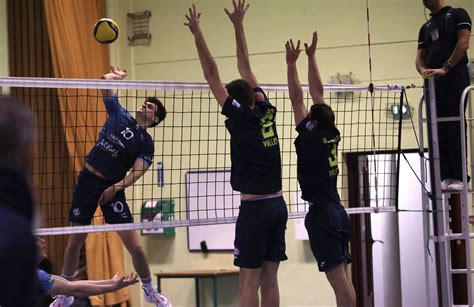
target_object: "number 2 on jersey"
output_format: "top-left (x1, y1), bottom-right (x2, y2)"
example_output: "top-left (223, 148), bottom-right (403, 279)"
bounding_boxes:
top-left (260, 111), bottom-right (275, 139)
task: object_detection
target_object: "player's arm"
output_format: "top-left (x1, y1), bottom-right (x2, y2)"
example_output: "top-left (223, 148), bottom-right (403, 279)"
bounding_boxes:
top-left (225, 0), bottom-right (258, 87)
top-left (415, 47), bottom-right (429, 76)
top-left (286, 39), bottom-right (307, 126)
top-left (49, 273), bottom-right (138, 297)
top-left (185, 5), bottom-right (228, 107)
top-left (415, 24), bottom-right (433, 77)
top-left (101, 66), bottom-right (127, 98)
top-left (444, 9), bottom-right (471, 71)
top-left (445, 28), bottom-right (471, 69)
top-left (100, 66), bottom-right (127, 113)
top-left (98, 158), bottom-right (150, 205)
top-left (304, 32), bottom-right (325, 105)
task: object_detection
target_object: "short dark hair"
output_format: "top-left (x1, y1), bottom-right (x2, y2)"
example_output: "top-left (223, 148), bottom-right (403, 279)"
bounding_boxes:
top-left (225, 79), bottom-right (255, 108)
top-left (309, 104), bottom-right (335, 130)
top-left (146, 97), bottom-right (167, 127)
top-left (0, 96), bottom-right (34, 163)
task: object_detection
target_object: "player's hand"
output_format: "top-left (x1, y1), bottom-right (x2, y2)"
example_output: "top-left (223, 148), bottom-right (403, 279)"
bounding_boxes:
top-left (420, 68), bottom-right (431, 78)
top-left (111, 272), bottom-right (139, 290)
top-left (304, 31), bottom-right (318, 57)
top-left (98, 185), bottom-right (118, 205)
top-left (184, 4), bottom-right (202, 35)
top-left (426, 68), bottom-right (448, 78)
top-left (102, 66), bottom-right (127, 80)
top-left (225, 0), bottom-right (249, 25)
top-left (285, 39), bottom-right (301, 65)
top-left (122, 273), bottom-right (139, 287)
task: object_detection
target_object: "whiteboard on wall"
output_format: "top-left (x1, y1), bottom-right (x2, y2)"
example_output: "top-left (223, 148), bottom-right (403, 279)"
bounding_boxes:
top-left (185, 170), bottom-right (240, 251)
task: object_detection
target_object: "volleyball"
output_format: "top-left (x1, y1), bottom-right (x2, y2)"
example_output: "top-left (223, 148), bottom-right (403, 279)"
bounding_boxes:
top-left (93, 18), bottom-right (119, 44)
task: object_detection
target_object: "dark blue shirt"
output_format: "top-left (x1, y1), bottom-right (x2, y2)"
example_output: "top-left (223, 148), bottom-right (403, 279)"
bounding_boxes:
top-left (86, 96), bottom-right (154, 181)
top-left (294, 117), bottom-right (341, 204)
top-left (37, 269), bottom-right (55, 294)
top-left (221, 87), bottom-right (282, 194)
top-left (418, 6), bottom-right (471, 68)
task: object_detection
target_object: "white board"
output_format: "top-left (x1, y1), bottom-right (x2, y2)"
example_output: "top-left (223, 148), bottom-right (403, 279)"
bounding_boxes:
top-left (185, 170), bottom-right (240, 251)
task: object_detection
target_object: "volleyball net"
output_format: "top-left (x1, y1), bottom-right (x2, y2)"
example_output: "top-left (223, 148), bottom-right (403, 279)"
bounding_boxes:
top-left (0, 77), bottom-right (404, 235)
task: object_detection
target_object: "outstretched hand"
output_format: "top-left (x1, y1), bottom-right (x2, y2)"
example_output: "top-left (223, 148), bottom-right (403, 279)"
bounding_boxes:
top-left (101, 66), bottom-right (127, 80)
top-left (285, 39), bottom-right (301, 65)
top-left (304, 31), bottom-right (318, 57)
top-left (111, 272), bottom-right (139, 290)
top-left (184, 4), bottom-right (202, 35)
top-left (224, 0), bottom-right (249, 25)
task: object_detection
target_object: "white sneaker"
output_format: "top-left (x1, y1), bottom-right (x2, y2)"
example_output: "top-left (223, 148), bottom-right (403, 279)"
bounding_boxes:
top-left (143, 286), bottom-right (172, 307)
top-left (448, 180), bottom-right (465, 191)
top-left (441, 179), bottom-right (453, 190)
top-left (50, 295), bottom-right (74, 307)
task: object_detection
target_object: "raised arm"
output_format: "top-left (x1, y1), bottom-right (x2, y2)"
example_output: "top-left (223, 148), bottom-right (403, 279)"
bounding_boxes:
top-left (225, 0), bottom-right (258, 87)
top-left (304, 32), bottom-right (325, 105)
top-left (185, 5), bottom-right (228, 107)
top-left (49, 273), bottom-right (139, 297)
top-left (101, 66), bottom-right (127, 98)
top-left (286, 39), bottom-right (307, 126)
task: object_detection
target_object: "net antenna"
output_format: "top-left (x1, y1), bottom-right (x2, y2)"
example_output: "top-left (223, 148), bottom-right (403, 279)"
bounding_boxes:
top-left (365, 0), bottom-right (380, 211)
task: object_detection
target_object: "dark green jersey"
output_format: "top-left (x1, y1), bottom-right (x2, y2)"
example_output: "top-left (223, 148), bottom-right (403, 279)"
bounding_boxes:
top-left (294, 117), bottom-right (341, 204)
top-left (221, 87), bottom-right (282, 194)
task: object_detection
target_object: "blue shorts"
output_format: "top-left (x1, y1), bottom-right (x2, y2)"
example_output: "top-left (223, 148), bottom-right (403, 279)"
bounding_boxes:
top-left (69, 169), bottom-right (133, 225)
top-left (233, 196), bottom-right (288, 268)
top-left (305, 202), bottom-right (352, 272)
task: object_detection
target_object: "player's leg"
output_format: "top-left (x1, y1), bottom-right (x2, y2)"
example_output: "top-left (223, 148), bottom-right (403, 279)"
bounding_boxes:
top-left (117, 230), bottom-right (171, 306)
top-left (116, 229), bottom-right (151, 280)
top-left (305, 202), bottom-right (355, 306)
top-left (239, 267), bottom-right (261, 307)
top-left (325, 263), bottom-right (356, 307)
top-left (101, 192), bottom-right (150, 278)
top-left (102, 192), bottom-right (170, 307)
top-left (62, 225), bottom-right (88, 278)
top-left (234, 199), bottom-right (269, 307)
top-left (261, 196), bottom-right (288, 307)
top-left (63, 169), bottom-right (104, 278)
top-left (260, 261), bottom-right (280, 307)
top-left (345, 264), bottom-right (356, 305)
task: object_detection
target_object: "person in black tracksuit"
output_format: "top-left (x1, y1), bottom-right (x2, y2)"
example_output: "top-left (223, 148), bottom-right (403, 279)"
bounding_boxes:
top-left (416, 0), bottom-right (472, 190)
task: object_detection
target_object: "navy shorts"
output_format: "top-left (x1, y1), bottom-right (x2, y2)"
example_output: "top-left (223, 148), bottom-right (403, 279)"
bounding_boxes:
top-left (305, 202), bottom-right (352, 272)
top-left (234, 196), bottom-right (288, 268)
top-left (69, 169), bottom-right (133, 225)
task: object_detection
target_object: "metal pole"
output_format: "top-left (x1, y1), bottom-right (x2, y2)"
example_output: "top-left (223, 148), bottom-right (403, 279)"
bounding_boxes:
top-left (425, 77), bottom-right (452, 306)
